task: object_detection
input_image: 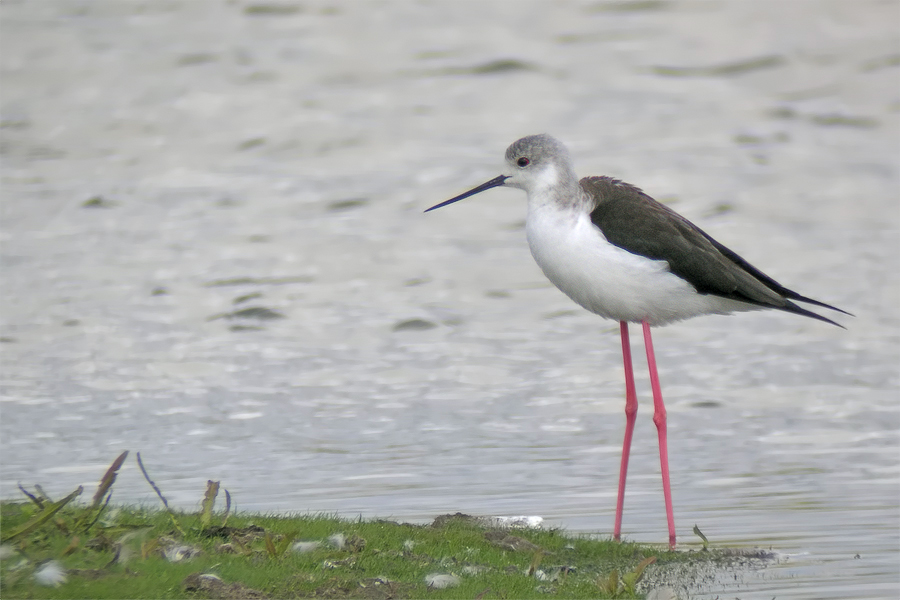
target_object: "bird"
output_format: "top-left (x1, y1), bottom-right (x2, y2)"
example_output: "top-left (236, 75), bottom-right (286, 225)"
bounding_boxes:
top-left (424, 134), bottom-right (849, 548)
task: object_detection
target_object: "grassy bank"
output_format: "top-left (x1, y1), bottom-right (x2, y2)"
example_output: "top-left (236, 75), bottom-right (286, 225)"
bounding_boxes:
top-left (0, 452), bottom-right (771, 599)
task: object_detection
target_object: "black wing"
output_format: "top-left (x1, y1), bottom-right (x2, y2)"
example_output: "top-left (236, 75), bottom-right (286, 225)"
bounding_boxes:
top-left (581, 176), bottom-right (848, 327)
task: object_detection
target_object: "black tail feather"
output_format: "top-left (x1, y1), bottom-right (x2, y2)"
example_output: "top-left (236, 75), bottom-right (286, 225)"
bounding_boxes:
top-left (700, 228), bottom-right (851, 325)
top-left (700, 230), bottom-right (851, 320)
top-left (782, 290), bottom-right (853, 317)
top-left (779, 299), bottom-right (847, 329)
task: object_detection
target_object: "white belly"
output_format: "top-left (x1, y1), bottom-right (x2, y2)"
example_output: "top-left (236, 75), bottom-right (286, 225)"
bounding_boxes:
top-left (524, 205), bottom-right (754, 326)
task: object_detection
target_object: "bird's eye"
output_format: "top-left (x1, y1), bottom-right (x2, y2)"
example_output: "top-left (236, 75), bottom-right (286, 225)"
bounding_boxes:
top-left (517, 157), bottom-right (530, 167)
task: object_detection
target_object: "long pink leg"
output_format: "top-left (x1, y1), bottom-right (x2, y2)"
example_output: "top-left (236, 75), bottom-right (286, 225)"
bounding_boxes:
top-left (642, 320), bottom-right (676, 548)
top-left (613, 321), bottom-right (638, 541)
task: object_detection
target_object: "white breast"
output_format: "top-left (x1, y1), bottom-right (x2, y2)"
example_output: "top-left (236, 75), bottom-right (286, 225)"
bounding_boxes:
top-left (524, 203), bottom-right (754, 326)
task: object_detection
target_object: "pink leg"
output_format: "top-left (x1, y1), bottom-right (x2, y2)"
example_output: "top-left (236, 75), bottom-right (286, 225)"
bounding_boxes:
top-left (642, 320), bottom-right (676, 548)
top-left (613, 321), bottom-right (638, 541)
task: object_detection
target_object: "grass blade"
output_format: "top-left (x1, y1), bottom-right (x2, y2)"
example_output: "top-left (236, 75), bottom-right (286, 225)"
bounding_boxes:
top-left (136, 452), bottom-right (184, 536)
top-left (201, 480), bottom-right (220, 528)
top-left (1, 486), bottom-right (83, 543)
top-left (92, 451), bottom-right (128, 509)
top-left (222, 488), bottom-right (232, 527)
top-left (17, 483), bottom-right (44, 509)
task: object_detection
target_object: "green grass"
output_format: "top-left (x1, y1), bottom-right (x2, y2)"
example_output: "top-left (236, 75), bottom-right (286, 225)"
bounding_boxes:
top-left (1, 501), bottom-right (674, 599)
top-left (0, 452), bottom-right (772, 599)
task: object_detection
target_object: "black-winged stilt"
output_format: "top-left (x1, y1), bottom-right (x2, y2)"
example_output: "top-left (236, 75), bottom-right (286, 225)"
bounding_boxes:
top-left (425, 134), bottom-right (848, 548)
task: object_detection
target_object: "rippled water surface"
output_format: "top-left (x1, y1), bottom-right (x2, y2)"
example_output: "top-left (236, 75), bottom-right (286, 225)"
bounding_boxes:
top-left (2, 1), bottom-right (898, 598)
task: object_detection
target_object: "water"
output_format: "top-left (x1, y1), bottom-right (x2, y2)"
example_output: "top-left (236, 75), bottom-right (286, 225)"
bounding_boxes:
top-left (2, 1), bottom-right (898, 597)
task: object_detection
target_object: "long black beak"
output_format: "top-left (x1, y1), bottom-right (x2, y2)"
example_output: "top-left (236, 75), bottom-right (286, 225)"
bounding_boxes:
top-left (424, 174), bottom-right (510, 213)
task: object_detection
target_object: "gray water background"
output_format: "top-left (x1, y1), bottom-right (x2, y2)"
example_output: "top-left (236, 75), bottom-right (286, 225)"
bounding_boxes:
top-left (2, 1), bottom-right (898, 597)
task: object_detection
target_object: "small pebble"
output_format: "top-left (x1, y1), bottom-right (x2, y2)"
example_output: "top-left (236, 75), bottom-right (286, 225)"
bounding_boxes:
top-left (292, 541), bottom-right (321, 553)
top-left (34, 561), bottom-right (67, 587)
top-left (425, 573), bottom-right (460, 589)
top-left (164, 545), bottom-right (201, 562)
